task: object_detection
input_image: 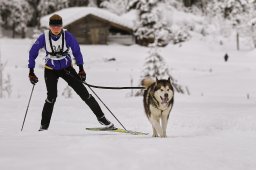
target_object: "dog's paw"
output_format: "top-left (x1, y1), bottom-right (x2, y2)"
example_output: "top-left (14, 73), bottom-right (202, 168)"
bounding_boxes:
top-left (152, 134), bottom-right (158, 137)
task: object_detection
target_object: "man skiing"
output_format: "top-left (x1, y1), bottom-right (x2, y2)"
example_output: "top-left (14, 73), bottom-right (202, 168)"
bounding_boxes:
top-left (28, 14), bottom-right (114, 131)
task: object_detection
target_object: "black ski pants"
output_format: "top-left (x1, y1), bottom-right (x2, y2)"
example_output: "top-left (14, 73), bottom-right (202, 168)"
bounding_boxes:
top-left (41, 66), bottom-right (104, 129)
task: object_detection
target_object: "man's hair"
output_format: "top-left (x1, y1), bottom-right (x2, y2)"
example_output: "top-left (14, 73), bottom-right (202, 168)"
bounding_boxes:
top-left (49, 14), bottom-right (63, 26)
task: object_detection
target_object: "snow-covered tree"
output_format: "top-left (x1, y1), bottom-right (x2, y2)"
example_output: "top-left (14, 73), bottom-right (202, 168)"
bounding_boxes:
top-left (223, 0), bottom-right (250, 27)
top-left (0, 0), bottom-right (32, 38)
top-left (2, 74), bottom-right (12, 98)
top-left (100, 0), bottom-right (129, 15)
top-left (62, 86), bottom-right (72, 98)
top-left (37, 0), bottom-right (69, 18)
top-left (135, 47), bottom-right (185, 96)
top-left (183, 0), bottom-right (194, 7)
top-left (0, 48), bottom-right (3, 98)
top-left (26, 0), bottom-right (41, 27)
top-left (68, 0), bottom-right (89, 7)
top-left (0, 47), bottom-right (11, 98)
top-left (248, 3), bottom-right (256, 48)
top-left (88, 0), bottom-right (101, 7)
top-left (128, 0), bottom-right (172, 47)
top-left (206, 0), bottom-right (251, 25)
top-left (204, 0), bottom-right (253, 49)
top-left (141, 47), bottom-right (170, 79)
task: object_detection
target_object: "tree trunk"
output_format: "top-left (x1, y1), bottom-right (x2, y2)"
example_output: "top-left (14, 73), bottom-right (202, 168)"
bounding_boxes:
top-left (22, 27), bottom-right (26, 39)
top-left (12, 22), bottom-right (16, 38)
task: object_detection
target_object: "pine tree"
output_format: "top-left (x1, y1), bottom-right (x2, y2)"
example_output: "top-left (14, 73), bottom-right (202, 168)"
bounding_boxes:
top-left (62, 86), bottom-right (72, 98)
top-left (3, 74), bottom-right (12, 98)
top-left (206, 0), bottom-right (250, 24)
top-left (68, 0), bottom-right (89, 7)
top-left (128, 0), bottom-right (171, 47)
top-left (100, 0), bottom-right (128, 15)
top-left (205, 0), bottom-right (252, 49)
top-left (26, 0), bottom-right (41, 27)
top-left (0, 45), bottom-right (11, 98)
top-left (222, 0), bottom-right (250, 27)
top-left (37, 0), bottom-right (69, 18)
top-left (0, 44), bottom-right (3, 98)
top-left (141, 47), bottom-right (170, 79)
top-left (0, 0), bottom-right (32, 38)
top-left (135, 47), bottom-right (185, 96)
top-left (88, 0), bottom-right (101, 7)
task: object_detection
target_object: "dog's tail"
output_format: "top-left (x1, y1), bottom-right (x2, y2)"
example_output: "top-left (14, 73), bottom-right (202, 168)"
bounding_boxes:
top-left (141, 77), bottom-right (155, 88)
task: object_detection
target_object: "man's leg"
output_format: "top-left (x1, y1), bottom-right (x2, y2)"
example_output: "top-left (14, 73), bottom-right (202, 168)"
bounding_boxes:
top-left (40, 69), bottom-right (58, 131)
top-left (61, 67), bottom-right (114, 127)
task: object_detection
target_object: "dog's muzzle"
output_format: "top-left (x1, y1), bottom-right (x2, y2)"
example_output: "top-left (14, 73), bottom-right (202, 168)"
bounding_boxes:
top-left (160, 94), bottom-right (169, 104)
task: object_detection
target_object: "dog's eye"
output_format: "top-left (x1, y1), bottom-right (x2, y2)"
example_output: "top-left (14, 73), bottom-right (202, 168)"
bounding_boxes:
top-left (160, 89), bottom-right (164, 92)
top-left (167, 89), bottom-right (170, 91)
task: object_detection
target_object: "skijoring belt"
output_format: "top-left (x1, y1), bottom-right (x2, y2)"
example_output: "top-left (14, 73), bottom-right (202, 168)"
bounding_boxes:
top-left (47, 55), bottom-right (66, 60)
top-left (47, 52), bottom-right (70, 60)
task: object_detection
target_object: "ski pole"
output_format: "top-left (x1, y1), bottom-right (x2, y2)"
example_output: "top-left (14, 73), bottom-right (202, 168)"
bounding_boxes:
top-left (64, 70), bottom-right (127, 130)
top-left (86, 85), bottom-right (127, 130)
top-left (21, 85), bottom-right (35, 131)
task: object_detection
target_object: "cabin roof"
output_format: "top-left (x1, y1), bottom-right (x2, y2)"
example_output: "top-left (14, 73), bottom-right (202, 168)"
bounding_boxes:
top-left (40, 7), bottom-right (134, 30)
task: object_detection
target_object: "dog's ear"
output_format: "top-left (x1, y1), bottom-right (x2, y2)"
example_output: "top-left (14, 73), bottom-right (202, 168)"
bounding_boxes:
top-left (155, 77), bottom-right (158, 86)
top-left (168, 77), bottom-right (171, 82)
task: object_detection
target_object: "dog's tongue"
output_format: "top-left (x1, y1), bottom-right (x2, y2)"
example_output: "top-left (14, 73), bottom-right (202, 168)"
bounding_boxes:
top-left (161, 97), bottom-right (168, 104)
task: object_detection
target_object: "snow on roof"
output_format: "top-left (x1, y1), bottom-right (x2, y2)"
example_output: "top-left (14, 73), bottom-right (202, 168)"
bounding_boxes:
top-left (40, 7), bottom-right (134, 30)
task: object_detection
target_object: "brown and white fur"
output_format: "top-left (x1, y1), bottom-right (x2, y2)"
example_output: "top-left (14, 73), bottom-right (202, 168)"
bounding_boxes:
top-left (142, 77), bottom-right (174, 137)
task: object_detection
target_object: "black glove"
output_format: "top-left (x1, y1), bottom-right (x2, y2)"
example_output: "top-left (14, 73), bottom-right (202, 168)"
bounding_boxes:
top-left (78, 70), bottom-right (86, 82)
top-left (29, 70), bottom-right (38, 85)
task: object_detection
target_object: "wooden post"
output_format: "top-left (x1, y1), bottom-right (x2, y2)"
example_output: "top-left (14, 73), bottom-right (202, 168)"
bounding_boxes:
top-left (130, 76), bottom-right (134, 96)
top-left (236, 32), bottom-right (239, 50)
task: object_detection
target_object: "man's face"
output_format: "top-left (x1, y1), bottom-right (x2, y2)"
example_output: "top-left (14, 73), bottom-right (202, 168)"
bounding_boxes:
top-left (49, 25), bottom-right (62, 35)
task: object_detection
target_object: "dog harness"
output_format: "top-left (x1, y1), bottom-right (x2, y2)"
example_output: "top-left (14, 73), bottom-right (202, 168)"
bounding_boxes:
top-left (149, 92), bottom-right (160, 109)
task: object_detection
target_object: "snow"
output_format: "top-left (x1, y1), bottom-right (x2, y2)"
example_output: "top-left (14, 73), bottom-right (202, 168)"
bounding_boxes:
top-left (166, 6), bottom-right (204, 27)
top-left (40, 7), bottom-right (134, 29)
top-left (0, 35), bottom-right (256, 170)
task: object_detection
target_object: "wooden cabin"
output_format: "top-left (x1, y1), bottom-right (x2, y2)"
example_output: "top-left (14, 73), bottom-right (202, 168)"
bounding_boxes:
top-left (66, 14), bottom-right (133, 44)
top-left (40, 7), bottom-right (135, 45)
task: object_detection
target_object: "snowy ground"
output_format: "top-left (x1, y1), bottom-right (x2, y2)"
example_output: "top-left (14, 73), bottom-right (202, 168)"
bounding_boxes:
top-left (0, 37), bottom-right (256, 170)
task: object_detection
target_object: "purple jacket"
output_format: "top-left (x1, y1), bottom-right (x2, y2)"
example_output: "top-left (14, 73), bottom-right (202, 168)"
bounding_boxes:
top-left (28, 30), bottom-right (84, 70)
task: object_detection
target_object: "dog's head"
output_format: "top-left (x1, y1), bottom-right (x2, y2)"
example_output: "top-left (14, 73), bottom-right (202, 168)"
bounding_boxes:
top-left (153, 77), bottom-right (174, 105)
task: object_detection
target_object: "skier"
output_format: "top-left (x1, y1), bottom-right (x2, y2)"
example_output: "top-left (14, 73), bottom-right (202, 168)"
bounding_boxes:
top-left (28, 14), bottom-right (114, 131)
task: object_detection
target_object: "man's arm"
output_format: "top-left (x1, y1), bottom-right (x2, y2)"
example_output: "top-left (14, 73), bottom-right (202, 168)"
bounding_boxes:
top-left (28, 34), bottom-right (45, 70)
top-left (65, 31), bottom-right (86, 81)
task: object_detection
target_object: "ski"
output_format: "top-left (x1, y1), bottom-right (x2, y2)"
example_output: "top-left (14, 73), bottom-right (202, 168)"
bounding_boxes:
top-left (86, 127), bottom-right (148, 135)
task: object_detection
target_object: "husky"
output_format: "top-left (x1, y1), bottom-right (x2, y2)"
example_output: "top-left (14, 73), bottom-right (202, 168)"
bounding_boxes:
top-left (142, 77), bottom-right (174, 137)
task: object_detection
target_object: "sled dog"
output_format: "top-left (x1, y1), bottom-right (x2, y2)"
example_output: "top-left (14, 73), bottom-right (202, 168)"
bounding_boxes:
top-left (142, 77), bottom-right (174, 137)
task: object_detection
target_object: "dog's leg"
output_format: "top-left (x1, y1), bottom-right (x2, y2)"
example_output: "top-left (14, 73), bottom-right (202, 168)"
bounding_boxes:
top-left (150, 117), bottom-right (164, 137)
top-left (161, 114), bottom-right (169, 138)
top-left (152, 125), bottom-right (158, 137)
